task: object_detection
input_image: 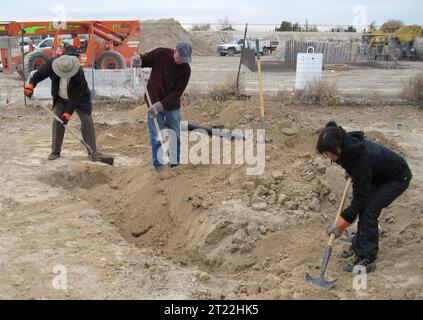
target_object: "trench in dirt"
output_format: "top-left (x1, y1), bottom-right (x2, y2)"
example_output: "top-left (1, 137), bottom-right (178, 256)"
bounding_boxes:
top-left (35, 103), bottom-right (423, 299)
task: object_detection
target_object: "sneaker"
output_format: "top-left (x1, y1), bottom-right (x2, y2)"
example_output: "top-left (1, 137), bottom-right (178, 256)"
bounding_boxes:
top-left (154, 165), bottom-right (166, 173)
top-left (343, 256), bottom-right (376, 273)
top-left (48, 153), bottom-right (60, 160)
top-left (338, 246), bottom-right (355, 259)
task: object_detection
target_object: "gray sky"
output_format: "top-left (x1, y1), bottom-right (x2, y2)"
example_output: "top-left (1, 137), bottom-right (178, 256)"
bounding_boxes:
top-left (1, 0), bottom-right (421, 26)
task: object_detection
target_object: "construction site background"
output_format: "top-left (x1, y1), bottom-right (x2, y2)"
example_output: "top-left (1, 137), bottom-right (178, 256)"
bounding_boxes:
top-left (2, 20), bottom-right (423, 106)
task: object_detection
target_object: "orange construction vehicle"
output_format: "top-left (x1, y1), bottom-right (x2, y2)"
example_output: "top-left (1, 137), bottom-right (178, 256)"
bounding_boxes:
top-left (0, 20), bottom-right (140, 78)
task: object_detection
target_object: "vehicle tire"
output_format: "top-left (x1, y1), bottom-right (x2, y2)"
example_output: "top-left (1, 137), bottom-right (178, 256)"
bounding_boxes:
top-left (96, 50), bottom-right (126, 69)
top-left (219, 52), bottom-right (227, 56)
top-left (262, 47), bottom-right (270, 55)
top-left (23, 52), bottom-right (50, 79)
top-left (227, 48), bottom-right (236, 57)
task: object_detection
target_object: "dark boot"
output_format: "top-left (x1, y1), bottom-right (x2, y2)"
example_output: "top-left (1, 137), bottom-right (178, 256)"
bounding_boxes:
top-left (48, 153), bottom-right (61, 160)
top-left (343, 256), bottom-right (376, 273)
top-left (338, 246), bottom-right (355, 259)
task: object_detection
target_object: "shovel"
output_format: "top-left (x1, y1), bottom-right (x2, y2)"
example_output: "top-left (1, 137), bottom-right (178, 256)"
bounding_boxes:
top-left (304, 177), bottom-right (352, 289)
top-left (138, 69), bottom-right (169, 165)
top-left (255, 40), bottom-right (273, 144)
top-left (35, 101), bottom-right (114, 166)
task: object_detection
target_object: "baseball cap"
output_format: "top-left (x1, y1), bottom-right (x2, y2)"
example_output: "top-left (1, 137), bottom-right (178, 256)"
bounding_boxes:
top-left (176, 42), bottom-right (192, 63)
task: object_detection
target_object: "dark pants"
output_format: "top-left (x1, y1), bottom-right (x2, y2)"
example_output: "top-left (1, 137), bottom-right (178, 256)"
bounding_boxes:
top-left (52, 99), bottom-right (96, 154)
top-left (352, 179), bottom-right (411, 261)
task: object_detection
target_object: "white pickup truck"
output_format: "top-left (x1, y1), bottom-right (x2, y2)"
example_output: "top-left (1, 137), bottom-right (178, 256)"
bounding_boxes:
top-left (217, 38), bottom-right (278, 56)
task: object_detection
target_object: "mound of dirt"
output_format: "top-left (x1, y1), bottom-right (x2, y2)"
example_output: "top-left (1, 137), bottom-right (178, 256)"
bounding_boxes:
top-left (25, 99), bottom-right (422, 299)
top-left (63, 100), bottom-right (349, 274)
top-left (140, 18), bottom-right (212, 55)
top-left (366, 130), bottom-right (406, 155)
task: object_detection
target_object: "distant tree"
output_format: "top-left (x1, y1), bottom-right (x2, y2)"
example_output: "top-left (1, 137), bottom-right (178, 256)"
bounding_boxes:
top-left (276, 21), bottom-right (292, 31)
top-left (276, 21), bottom-right (303, 32)
top-left (332, 27), bottom-right (344, 32)
top-left (346, 25), bottom-right (357, 32)
top-left (191, 24), bottom-right (211, 31)
top-left (380, 19), bottom-right (404, 33)
top-left (292, 23), bottom-right (303, 31)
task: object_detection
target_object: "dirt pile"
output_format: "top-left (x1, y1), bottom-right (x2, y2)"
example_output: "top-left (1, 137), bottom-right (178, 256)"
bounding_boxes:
top-left (140, 19), bottom-right (212, 55)
top-left (2, 95), bottom-right (421, 299)
top-left (41, 100), bottom-right (354, 276)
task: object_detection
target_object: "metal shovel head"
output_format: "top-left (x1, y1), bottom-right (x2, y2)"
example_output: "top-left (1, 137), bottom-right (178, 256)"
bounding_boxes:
top-left (97, 154), bottom-right (114, 166)
top-left (304, 272), bottom-right (337, 290)
top-left (99, 156), bottom-right (114, 166)
top-left (90, 152), bottom-right (114, 166)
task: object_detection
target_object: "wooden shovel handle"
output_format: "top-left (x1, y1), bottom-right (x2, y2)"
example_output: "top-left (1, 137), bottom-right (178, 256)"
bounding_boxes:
top-left (328, 177), bottom-right (352, 246)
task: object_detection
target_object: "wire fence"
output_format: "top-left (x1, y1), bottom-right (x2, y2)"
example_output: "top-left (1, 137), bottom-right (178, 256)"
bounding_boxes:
top-left (2, 22), bottom-right (423, 105)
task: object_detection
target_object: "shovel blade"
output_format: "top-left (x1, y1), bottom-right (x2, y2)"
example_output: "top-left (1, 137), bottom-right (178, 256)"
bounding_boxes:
top-left (99, 156), bottom-right (114, 166)
top-left (304, 273), bottom-right (337, 290)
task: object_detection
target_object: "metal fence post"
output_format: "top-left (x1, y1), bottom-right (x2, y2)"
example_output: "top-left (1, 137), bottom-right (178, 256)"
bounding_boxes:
top-left (236, 23), bottom-right (248, 99)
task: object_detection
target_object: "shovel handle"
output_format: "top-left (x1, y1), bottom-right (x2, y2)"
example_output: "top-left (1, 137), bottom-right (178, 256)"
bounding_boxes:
top-left (138, 68), bottom-right (169, 165)
top-left (328, 177), bottom-right (352, 246)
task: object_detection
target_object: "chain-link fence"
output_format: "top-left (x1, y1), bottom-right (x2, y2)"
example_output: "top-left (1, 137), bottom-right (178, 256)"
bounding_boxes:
top-left (3, 21), bottom-right (423, 105)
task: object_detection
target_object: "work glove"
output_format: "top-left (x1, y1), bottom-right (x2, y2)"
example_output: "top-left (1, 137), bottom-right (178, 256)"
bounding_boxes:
top-left (148, 101), bottom-right (164, 118)
top-left (24, 83), bottom-right (34, 98)
top-left (61, 112), bottom-right (72, 125)
top-left (326, 216), bottom-right (351, 238)
top-left (132, 55), bottom-right (142, 67)
top-left (326, 225), bottom-right (343, 238)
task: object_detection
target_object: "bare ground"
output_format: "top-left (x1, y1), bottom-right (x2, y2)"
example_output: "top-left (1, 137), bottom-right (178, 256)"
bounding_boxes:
top-left (0, 96), bottom-right (422, 300)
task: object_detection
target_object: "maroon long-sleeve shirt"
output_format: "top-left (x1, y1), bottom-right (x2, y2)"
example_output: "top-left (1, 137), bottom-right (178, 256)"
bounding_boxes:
top-left (141, 48), bottom-right (191, 110)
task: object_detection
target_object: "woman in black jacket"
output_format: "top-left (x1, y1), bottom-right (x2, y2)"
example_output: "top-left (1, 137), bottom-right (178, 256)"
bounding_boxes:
top-left (316, 122), bottom-right (412, 273)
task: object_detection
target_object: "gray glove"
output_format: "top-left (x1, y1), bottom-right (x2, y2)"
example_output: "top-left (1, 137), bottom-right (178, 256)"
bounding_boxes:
top-left (148, 101), bottom-right (164, 118)
top-left (326, 224), bottom-right (343, 238)
top-left (132, 55), bottom-right (142, 67)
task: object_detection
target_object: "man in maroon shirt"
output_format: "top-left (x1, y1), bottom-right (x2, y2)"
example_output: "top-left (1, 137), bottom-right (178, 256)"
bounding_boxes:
top-left (138, 42), bottom-right (192, 171)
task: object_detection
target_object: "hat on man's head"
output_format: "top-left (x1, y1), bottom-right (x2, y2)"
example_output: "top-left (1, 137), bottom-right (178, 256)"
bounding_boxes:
top-left (176, 42), bottom-right (192, 63)
top-left (52, 55), bottom-right (80, 78)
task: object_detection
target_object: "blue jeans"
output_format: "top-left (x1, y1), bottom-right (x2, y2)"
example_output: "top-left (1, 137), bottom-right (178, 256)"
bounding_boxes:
top-left (147, 109), bottom-right (181, 168)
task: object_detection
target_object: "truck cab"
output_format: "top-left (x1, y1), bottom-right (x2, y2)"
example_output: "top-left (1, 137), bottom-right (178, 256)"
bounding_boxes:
top-left (217, 38), bottom-right (245, 56)
top-left (217, 37), bottom-right (278, 57)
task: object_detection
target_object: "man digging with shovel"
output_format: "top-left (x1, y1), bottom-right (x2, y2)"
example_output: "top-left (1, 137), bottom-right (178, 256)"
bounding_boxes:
top-left (316, 121), bottom-right (412, 274)
top-left (24, 55), bottom-right (111, 164)
top-left (133, 42), bottom-right (192, 172)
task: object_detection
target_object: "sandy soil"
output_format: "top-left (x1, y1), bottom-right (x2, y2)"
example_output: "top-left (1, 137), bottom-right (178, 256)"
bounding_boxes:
top-left (0, 93), bottom-right (422, 299)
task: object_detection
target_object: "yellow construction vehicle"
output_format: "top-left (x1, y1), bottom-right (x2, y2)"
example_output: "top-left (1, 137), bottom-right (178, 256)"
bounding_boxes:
top-left (359, 29), bottom-right (391, 59)
top-left (387, 25), bottom-right (423, 60)
top-left (360, 25), bottom-right (423, 60)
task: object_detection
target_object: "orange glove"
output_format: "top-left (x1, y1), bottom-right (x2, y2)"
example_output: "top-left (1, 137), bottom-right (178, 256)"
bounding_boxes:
top-left (61, 112), bottom-right (72, 125)
top-left (24, 83), bottom-right (34, 98)
top-left (336, 216), bottom-right (351, 230)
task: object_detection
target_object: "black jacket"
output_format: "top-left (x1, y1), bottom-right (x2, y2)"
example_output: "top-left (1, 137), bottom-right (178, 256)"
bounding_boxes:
top-left (29, 58), bottom-right (92, 115)
top-left (337, 131), bottom-right (412, 223)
